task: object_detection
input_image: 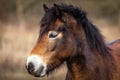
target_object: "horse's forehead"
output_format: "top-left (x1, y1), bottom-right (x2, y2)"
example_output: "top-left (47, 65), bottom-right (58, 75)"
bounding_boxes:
top-left (54, 19), bottom-right (63, 27)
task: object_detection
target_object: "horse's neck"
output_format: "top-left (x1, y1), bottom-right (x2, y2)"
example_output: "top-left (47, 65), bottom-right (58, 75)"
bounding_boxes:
top-left (66, 50), bottom-right (115, 80)
top-left (65, 27), bottom-right (116, 80)
top-left (66, 55), bottom-right (87, 80)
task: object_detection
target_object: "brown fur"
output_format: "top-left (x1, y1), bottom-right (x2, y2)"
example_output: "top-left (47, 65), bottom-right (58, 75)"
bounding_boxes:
top-left (28, 4), bottom-right (120, 80)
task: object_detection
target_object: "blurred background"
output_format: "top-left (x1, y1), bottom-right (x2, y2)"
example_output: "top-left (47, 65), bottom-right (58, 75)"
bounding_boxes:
top-left (0, 0), bottom-right (120, 80)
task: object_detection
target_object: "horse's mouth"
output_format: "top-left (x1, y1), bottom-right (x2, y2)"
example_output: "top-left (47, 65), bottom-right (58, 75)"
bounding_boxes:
top-left (29, 70), bottom-right (47, 77)
top-left (31, 68), bottom-right (53, 77)
top-left (26, 55), bottom-right (63, 77)
top-left (27, 65), bottom-right (47, 77)
top-left (31, 66), bottom-right (57, 77)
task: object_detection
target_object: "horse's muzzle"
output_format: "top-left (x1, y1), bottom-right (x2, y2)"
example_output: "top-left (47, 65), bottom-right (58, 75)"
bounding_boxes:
top-left (26, 55), bottom-right (47, 77)
top-left (26, 62), bottom-right (45, 77)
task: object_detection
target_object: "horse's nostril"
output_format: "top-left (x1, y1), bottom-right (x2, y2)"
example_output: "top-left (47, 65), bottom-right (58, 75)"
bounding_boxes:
top-left (27, 62), bottom-right (34, 73)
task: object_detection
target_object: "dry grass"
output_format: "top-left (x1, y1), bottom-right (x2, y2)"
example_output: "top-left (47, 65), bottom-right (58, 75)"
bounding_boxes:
top-left (0, 19), bottom-right (119, 80)
top-left (93, 19), bottom-right (120, 42)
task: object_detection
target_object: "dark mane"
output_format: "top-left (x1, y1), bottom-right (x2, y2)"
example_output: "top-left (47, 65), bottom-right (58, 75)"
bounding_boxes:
top-left (40, 4), bottom-right (110, 56)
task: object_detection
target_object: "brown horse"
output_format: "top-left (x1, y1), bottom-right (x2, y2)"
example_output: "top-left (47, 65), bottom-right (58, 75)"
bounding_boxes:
top-left (26, 4), bottom-right (120, 80)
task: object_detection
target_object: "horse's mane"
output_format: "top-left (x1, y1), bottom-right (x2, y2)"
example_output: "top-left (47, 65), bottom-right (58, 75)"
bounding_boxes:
top-left (40, 4), bottom-right (110, 56)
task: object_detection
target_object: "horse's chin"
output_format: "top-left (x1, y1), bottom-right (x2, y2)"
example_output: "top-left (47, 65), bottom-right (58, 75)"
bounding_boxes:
top-left (30, 65), bottom-right (61, 77)
top-left (28, 68), bottom-right (47, 77)
top-left (46, 63), bottom-right (64, 76)
top-left (33, 62), bottom-right (64, 77)
top-left (33, 67), bottom-right (54, 77)
top-left (46, 66), bottom-right (55, 75)
top-left (30, 72), bottom-right (47, 77)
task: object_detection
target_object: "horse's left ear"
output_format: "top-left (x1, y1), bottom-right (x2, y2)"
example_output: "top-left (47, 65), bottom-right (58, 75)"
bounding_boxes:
top-left (43, 4), bottom-right (49, 12)
top-left (54, 4), bottom-right (62, 17)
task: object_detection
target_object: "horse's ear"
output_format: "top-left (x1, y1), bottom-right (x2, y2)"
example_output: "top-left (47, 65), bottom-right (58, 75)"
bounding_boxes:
top-left (54, 4), bottom-right (61, 16)
top-left (43, 4), bottom-right (49, 12)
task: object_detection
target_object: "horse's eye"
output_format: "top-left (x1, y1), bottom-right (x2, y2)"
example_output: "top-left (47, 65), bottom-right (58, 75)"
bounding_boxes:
top-left (48, 31), bottom-right (58, 39)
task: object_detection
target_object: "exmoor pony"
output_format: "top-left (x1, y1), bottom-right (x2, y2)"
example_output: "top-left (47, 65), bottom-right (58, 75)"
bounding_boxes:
top-left (26, 4), bottom-right (120, 80)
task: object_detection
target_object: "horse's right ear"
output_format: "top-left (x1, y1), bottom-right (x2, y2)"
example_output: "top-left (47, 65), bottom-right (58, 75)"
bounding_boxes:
top-left (43, 4), bottom-right (49, 12)
top-left (54, 4), bottom-right (61, 17)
